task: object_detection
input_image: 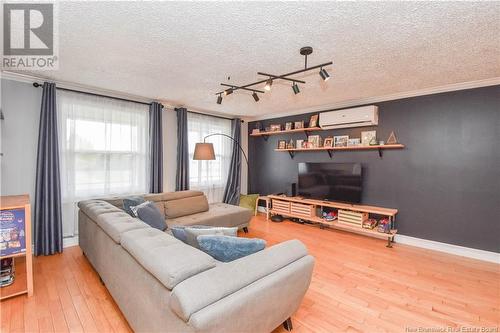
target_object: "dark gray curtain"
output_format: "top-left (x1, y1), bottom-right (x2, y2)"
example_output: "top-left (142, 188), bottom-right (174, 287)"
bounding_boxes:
top-left (34, 82), bottom-right (63, 256)
top-left (175, 107), bottom-right (189, 191)
top-left (149, 102), bottom-right (163, 193)
top-left (223, 118), bottom-right (242, 205)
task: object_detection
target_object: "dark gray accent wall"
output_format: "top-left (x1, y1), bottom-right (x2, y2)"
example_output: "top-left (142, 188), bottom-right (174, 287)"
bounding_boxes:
top-left (248, 85), bottom-right (500, 252)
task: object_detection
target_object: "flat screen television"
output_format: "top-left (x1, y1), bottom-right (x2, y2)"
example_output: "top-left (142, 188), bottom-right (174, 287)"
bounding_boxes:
top-left (298, 162), bottom-right (363, 203)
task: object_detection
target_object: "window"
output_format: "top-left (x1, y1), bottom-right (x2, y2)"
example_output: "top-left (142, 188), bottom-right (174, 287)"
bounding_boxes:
top-left (58, 91), bottom-right (149, 237)
top-left (187, 112), bottom-right (232, 203)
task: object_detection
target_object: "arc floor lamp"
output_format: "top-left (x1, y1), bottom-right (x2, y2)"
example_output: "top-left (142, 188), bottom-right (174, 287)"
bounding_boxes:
top-left (193, 133), bottom-right (248, 165)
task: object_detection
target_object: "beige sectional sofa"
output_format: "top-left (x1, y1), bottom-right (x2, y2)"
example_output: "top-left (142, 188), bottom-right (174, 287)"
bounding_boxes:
top-left (101, 190), bottom-right (253, 230)
top-left (78, 191), bottom-right (315, 332)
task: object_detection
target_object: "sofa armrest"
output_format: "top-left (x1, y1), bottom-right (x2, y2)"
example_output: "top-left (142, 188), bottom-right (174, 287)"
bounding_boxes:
top-left (170, 239), bottom-right (314, 331)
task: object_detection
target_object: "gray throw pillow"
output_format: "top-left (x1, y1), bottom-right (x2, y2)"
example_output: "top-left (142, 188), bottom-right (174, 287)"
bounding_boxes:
top-left (123, 196), bottom-right (145, 216)
top-left (134, 201), bottom-right (167, 231)
top-left (170, 225), bottom-right (213, 243)
top-left (184, 226), bottom-right (238, 249)
top-left (197, 235), bottom-right (266, 262)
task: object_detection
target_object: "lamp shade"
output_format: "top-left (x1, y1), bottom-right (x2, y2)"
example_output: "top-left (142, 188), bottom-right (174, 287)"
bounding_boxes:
top-left (193, 142), bottom-right (215, 160)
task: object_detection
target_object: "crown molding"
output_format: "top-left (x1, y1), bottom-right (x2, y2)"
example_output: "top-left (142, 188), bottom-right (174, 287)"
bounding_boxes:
top-left (1, 71), bottom-right (239, 119)
top-left (249, 77), bottom-right (500, 121)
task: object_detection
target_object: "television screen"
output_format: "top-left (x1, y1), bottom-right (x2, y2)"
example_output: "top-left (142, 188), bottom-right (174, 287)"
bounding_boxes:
top-left (298, 163), bottom-right (363, 203)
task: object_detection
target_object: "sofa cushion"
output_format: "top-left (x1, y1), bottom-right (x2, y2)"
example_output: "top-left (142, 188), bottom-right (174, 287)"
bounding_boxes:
top-left (197, 235), bottom-right (266, 262)
top-left (123, 196), bottom-right (145, 216)
top-left (121, 228), bottom-right (216, 290)
top-left (134, 202), bottom-right (167, 231)
top-left (144, 190), bottom-right (205, 203)
top-left (184, 226), bottom-right (238, 248)
top-left (164, 195), bottom-right (209, 219)
top-left (78, 200), bottom-right (124, 222)
top-left (167, 203), bottom-right (252, 228)
top-left (94, 211), bottom-right (151, 244)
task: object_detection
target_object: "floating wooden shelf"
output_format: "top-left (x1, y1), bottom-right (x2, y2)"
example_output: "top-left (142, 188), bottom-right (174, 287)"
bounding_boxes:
top-left (275, 144), bottom-right (405, 158)
top-left (250, 127), bottom-right (322, 139)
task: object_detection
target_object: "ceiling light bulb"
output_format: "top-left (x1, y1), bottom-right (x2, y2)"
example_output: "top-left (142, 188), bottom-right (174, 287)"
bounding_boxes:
top-left (224, 88), bottom-right (233, 96)
top-left (252, 92), bottom-right (260, 102)
top-left (264, 79), bottom-right (273, 91)
top-left (292, 82), bottom-right (300, 95)
top-left (319, 68), bottom-right (330, 81)
top-left (217, 94), bottom-right (222, 104)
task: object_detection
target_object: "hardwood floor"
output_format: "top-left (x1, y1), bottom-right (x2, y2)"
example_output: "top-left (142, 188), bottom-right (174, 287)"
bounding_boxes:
top-left (1, 215), bottom-right (499, 332)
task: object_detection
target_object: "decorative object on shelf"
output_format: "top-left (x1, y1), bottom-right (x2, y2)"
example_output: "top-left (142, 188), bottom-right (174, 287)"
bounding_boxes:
top-left (361, 130), bottom-right (377, 146)
top-left (369, 137), bottom-right (378, 146)
top-left (296, 139), bottom-right (304, 148)
top-left (308, 135), bottom-right (322, 148)
top-left (286, 139), bottom-right (295, 149)
top-left (270, 124), bottom-right (282, 132)
top-left (285, 122), bottom-right (293, 131)
top-left (386, 131), bottom-right (398, 144)
top-left (362, 218), bottom-right (378, 229)
top-left (379, 140), bottom-right (385, 145)
top-left (377, 217), bottom-right (391, 233)
top-left (278, 140), bottom-right (287, 149)
top-left (251, 128), bottom-right (260, 135)
top-left (322, 211), bottom-right (337, 221)
top-left (214, 47), bottom-right (332, 103)
top-left (334, 135), bottom-right (349, 147)
top-left (309, 115), bottom-right (319, 128)
top-left (302, 141), bottom-right (311, 149)
top-left (348, 138), bottom-right (361, 147)
top-left (0, 258), bottom-right (15, 287)
top-left (323, 137), bottom-right (334, 148)
top-left (294, 121), bottom-right (304, 129)
top-left (254, 122), bottom-right (263, 131)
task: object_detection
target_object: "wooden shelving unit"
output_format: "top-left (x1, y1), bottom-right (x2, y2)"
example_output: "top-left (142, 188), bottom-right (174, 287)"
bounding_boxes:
top-left (0, 194), bottom-right (33, 300)
top-left (250, 127), bottom-right (322, 140)
top-left (275, 144), bottom-right (405, 158)
top-left (268, 195), bottom-right (398, 247)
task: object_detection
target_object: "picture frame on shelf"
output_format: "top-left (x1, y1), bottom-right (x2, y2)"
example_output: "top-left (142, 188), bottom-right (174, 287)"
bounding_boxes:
top-left (285, 122), bottom-right (293, 131)
top-left (308, 135), bottom-right (322, 148)
top-left (361, 130), bottom-right (376, 146)
top-left (323, 137), bottom-right (334, 148)
top-left (296, 139), bottom-right (304, 148)
top-left (334, 135), bottom-right (349, 147)
top-left (309, 115), bottom-right (319, 128)
top-left (270, 124), bottom-right (282, 132)
top-left (348, 138), bottom-right (361, 147)
top-left (286, 139), bottom-right (294, 149)
top-left (277, 140), bottom-right (287, 149)
top-left (294, 121), bottom-right (304, 129)
top-left (251, 128), bottom-right (260, 135)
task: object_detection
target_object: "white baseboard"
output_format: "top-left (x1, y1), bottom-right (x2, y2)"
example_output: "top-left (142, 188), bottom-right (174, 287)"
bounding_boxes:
top-left (63, 236), bottom-right (79, 248)
top-left (395, 234), bottom-right (499, 264)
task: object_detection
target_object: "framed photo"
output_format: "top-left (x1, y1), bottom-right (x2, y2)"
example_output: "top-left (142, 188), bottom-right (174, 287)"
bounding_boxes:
top-left (334, 135), bottom-right (349, 147)
top-left (286, 139), bottom-right (294, 149)
top-left (302, 141), bottom-right (312, 149)
top-left (308, 135), bottom-right (322, 148)
top-left (309, 115), bottom-right (319, 128)
top-left (296, 139), bottom-right (304, 148)
top-left (323, 137), bottom-right (334, 148)
top-left (277, 140), bottom-right (287, 149)
top-left (294, 121), bottom-right (304, 129)
top-left (361, 130), bottom-right (376, 146)
top-left (348, 138), bottom-right (361, 147)
top-left (285, 122), bottom-right (293, 131)
top-left (270, 124), bottom-right (282, 132)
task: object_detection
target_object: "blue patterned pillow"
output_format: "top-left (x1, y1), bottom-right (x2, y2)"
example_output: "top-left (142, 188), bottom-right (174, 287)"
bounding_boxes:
top-left (123, 196), bottom-right (145, 216)
top-left (197, 235), bottom-right (266, 262)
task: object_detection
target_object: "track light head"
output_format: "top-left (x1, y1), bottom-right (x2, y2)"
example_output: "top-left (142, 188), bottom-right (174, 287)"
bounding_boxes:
top-left (264, 79), bottom-right (273, 91)
top-left (252, 92), bottom-right (260, 102)
top-left (319, 68), bottom-right (330, 81)
top-left (292, 82), bottom-right (300, 95)
top-left (217, 94), bottom-right (222, 104)
top-left (224, 88), bottom-right (233, 96)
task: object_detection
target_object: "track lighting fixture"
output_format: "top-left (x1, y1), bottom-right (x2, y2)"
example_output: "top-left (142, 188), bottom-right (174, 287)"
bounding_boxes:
top-left (214, 47), bottom-right (332, 103)
top-left (319, 68), bottom-right (330, 81)
top-left (264, 79), bottom-right (273, 91)
top-left (252, 92), bottom-right (260, 102)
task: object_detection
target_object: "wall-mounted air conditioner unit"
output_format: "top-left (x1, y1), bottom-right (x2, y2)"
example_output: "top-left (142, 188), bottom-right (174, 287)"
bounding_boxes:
top-left (319, 105), bottom-right (378, 130)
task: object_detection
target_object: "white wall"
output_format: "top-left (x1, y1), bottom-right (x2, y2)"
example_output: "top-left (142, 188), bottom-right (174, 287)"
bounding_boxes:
top-left (0, 78), bottom-right (41, 208)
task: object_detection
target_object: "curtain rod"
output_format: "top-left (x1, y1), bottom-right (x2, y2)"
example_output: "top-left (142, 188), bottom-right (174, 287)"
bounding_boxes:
top-left (186, 110), bottom-right (244, 123)
top-left (33, 82), bottom-right (243, 122)
top-left (33, 82), bottom-right (152, 106)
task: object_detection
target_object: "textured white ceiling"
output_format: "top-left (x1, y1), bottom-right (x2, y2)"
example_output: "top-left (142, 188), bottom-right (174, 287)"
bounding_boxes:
top-left (22, 1), bottom-right (500, 117)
